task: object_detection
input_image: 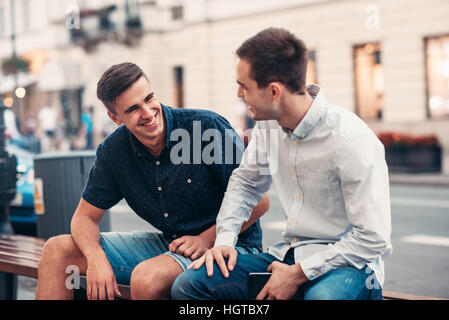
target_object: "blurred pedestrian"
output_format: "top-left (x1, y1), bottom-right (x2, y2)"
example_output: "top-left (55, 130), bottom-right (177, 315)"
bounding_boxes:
top-left (81, 105), bottom-right (95, 150)
top-left (37, 105), bottom-right (58, 152)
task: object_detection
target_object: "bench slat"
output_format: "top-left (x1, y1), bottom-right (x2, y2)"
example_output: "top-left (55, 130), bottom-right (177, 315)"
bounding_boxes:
top-left (382, 290), bottom-right (447, 300)
top-left (0, 243), bottom-right (43, 256)
top-left (0, 248), bottom-right (41, 262)
top-left (0, 239), bottom-right (44, 253)
top-left (0, 235), bottom-right (46, 245)
top-left (0, 254), bottom-right (39, 278)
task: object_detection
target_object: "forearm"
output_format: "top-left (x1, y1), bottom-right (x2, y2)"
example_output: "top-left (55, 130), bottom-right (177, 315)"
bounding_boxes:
top-left (240, 193), bottom-right (270, 233)
top-left (71, 214), bottom-right (104, 261)
top-left (201, 194), bottom-right (270, 246)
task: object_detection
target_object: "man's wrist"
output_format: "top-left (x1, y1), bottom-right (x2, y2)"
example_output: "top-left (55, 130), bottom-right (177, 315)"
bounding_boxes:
top-left (199, 228), bottom-right (216, 247)
top-left (292, 263), bottom-right (308, 285)
top-left (84, 246), bottom-right (106, 263)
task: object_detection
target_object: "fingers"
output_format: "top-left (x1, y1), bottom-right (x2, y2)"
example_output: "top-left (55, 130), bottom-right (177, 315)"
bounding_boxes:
top-left (227, 250), bottom-right (237, 272)
top-left (256, 282), bottom-right (269, 300)
top-left (98, 284), bottom-right (106, 300)
top-left (213, 249), bottom-right (229, 278)
top-left (205, 250), bottom-right (215, 277)
top-left (106, 281), bottom-right (115, 300)
top-left (87, 281), bottom-right (92, 300)
top-left (190, 249), bottom-right (202, 261)
top-left (169, 237), bottom-right (184, 253)
top-left (187, 254), bottom-right (205, 270)
top-left (114, 279), bottom-right (122, 298)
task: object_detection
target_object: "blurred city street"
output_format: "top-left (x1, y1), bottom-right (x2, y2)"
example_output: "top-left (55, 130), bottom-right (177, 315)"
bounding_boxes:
top-left (16, 178), bottom-right (449, 300)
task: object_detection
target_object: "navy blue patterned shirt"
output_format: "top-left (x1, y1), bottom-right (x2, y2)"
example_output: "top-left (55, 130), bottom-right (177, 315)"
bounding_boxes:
top-left (81, 104), bottom-right (262, 250)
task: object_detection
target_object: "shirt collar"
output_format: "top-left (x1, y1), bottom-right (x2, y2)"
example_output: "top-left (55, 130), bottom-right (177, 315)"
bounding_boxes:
top-left (128, 103), bottom-right (174, 157)
top-left (283, 84), bottom-right (327, 140)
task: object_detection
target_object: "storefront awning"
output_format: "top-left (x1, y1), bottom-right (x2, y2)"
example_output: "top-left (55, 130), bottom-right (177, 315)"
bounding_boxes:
top-left (37, 60), bottom-right (83, 91)
top-left (0, 73), bottom-right (38, 94)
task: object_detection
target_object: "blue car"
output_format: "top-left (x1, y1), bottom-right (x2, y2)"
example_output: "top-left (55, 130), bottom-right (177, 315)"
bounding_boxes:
top-left (6, 143), bottom-right (37, 236)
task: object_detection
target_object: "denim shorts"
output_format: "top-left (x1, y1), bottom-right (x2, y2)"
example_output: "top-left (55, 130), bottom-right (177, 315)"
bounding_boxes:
top-left (99, 231), bottom-right (260, 285)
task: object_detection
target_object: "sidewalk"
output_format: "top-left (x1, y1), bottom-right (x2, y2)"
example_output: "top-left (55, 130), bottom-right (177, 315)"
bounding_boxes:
top-left (389, 173), bottom-right (449, 187)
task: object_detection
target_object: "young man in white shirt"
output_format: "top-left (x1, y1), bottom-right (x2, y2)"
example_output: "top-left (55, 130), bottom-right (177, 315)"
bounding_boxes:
top-left (170, 27), bottom-right (393, 300)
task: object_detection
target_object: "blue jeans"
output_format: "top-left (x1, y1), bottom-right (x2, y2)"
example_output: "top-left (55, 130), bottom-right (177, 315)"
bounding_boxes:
top-left (99, 231), bottom-right (260, 286)
top-left (171, 249), bottom-right (383, 300)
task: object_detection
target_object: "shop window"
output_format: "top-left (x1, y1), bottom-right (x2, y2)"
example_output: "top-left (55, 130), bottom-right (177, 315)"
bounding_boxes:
top-left (353, 43), bottom-right (384, 120)
top-left (306, 50), bottom-right (317, 85)
top-left (171, 6), bottom-right (183, 21)
top-left (0, 4), bottom-right (5, 36)
top-left (174, 66), bottom-right (184, 108)
top-left (425, 35), bottom-right (449, 118)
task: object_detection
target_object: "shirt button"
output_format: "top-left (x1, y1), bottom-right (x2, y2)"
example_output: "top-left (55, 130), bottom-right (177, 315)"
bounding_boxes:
top-left (296, 193), bottom-right (301, 199)
top-left (301, 133), bottom-right (305, 138)
top-left (313, 270), bottom-right (320, 276)
top-left (156, 161), bottom-right (160, 165)
top-left (291, 168), bottom-right (296, 175)
top-left (293, 141), bottom-right (298, 145)
top-left (292, 237), bottom-right (298, 242)
top-left (173, 234), bottom-right (177, 238)
top-left (157, 186), bottom-right (162, 191)
top-left (164, 213), bottom-right (168, 218)
top-left (289, 219), bottom-right (295, 225)
top-left (187, 179), bottom-right (192, 184)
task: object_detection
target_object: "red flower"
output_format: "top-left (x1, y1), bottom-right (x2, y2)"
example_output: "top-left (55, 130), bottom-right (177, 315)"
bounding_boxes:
top-left (377, 132), bottom-right (440, 147)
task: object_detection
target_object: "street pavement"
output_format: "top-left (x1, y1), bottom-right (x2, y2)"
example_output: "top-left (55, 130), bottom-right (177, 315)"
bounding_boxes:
top-left (17, 183), bottom-right (449, 299)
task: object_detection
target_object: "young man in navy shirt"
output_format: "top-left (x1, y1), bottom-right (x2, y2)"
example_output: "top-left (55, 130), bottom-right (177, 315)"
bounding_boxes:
top-left (36, 62), bottom-right (269, 300)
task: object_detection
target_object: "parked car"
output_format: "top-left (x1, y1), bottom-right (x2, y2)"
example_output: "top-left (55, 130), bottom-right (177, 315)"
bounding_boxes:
top-left (6, 143), bottom-right (37, 236)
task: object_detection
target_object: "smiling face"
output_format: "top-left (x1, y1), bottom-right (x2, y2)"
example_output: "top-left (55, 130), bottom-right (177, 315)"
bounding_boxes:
top-left (236, 58), bottom-right (282, 121)
top-left (108, 76), bottom-right (165, 147)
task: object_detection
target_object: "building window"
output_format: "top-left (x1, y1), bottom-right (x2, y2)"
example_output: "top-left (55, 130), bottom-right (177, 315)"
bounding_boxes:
top-left (0, 5), bottom-right (5, 36)
top-left (22, 0), bottom-right (30, 32)
top-left (306, 50), bottom-right (318, 85)
top-left (425, 35), bottom-right (449, 119)
top-left (353, 43), bottom-right (384, 120)
top-left (174, 66), bottom-right (184, 108)
top-left (171, 5), bottom-right (183, 21)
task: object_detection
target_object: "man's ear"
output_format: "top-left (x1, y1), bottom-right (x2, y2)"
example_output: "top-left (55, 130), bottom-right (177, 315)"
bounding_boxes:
top-left (107, 111), bottom-right (122, 126)
top-left (269, 82), bottom-right (282, 101)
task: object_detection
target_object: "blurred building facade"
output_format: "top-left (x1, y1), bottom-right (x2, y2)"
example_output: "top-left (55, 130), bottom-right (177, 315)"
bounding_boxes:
top-left (1, 0), bottom-right (449, 172)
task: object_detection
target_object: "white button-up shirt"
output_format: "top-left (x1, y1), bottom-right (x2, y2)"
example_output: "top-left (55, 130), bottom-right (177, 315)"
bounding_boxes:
top-left (215, 85), bottom-right (393, 286)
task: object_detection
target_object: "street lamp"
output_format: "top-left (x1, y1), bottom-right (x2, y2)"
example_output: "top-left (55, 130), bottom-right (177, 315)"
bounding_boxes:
top-left (0, 97), bottom-right (17, 234)
top-left (0, 96), bottom-right (18, 300)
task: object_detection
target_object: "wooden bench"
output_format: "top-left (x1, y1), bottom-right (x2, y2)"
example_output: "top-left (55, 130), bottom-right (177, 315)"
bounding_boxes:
top-left (0, 234), bottom-right (446, 300)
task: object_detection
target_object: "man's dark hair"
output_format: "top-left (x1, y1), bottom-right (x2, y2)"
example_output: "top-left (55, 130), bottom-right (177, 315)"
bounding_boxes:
top-left (236, 28), bottom-right (308, 95)
top-left (97, 62), bottom-right (147, 113)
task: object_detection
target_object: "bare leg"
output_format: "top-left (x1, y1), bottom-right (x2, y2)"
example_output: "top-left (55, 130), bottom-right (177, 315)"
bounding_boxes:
top-left (130, 254), bottom-right (183, 300)
top-left (35, 235), bottom-right (88, 300)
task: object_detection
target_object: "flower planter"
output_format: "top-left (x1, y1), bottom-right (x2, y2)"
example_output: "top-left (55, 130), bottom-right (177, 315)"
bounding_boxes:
top-left (385, 145), bottom-right (442, 173)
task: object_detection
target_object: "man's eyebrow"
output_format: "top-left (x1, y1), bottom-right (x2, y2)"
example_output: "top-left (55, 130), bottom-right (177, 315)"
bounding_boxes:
top-left (125, 104), bottom-right (139, 114)
top-left (236, 80), bottom-right (246, 88)
top-left (124, 92), bottom-right (154, 113)
top-left (145, 92), bottom-right (154, 101)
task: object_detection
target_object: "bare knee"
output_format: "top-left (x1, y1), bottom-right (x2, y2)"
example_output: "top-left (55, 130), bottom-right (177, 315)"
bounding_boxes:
top-left (130, 257), bottom-right (181, 300)
top-left (39, 235), bottom-right (85, 272)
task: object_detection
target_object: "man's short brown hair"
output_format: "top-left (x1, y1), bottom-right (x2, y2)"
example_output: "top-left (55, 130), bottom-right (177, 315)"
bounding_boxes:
top-left (97, 62), bottom-right (147, 113)
top-left (236, 28), bottom-right (308, 95)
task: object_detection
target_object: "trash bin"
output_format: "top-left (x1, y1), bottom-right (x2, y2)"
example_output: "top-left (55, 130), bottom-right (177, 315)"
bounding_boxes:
top-left (34, 151), bottom-right (111, 239)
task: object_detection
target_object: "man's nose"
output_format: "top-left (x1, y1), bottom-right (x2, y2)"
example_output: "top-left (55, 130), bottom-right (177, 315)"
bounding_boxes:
top-left (141, 104), bottom-right (154, 118)
top-left (237, 86), bottom-right (243, 98)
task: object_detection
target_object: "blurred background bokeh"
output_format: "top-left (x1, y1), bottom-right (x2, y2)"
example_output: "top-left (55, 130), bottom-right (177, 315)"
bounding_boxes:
top-left (1, 0), bottom-right (448, 172)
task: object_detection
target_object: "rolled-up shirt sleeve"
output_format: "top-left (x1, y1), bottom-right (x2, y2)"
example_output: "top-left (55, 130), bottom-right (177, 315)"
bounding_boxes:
top-left (214, 122), bottom-right (273, 248)
top-left (299, 135), bottom-right (393, 281)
